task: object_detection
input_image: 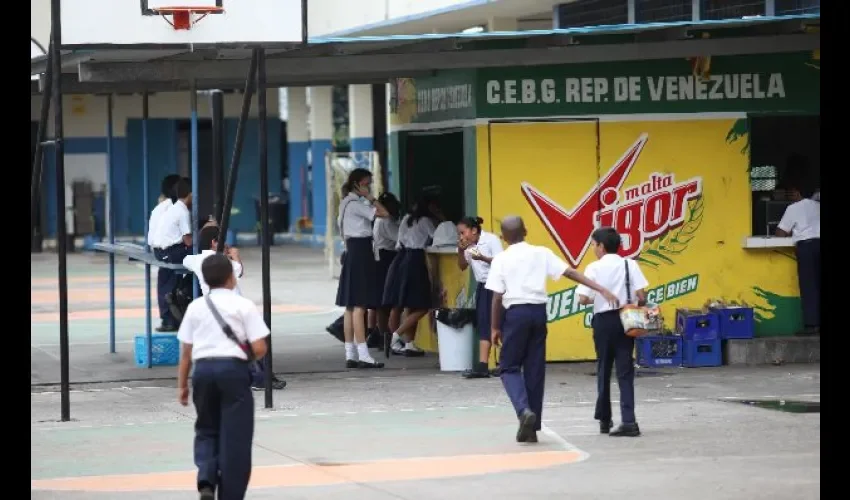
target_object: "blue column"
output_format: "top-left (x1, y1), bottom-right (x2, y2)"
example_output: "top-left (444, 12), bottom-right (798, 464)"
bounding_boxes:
top-left (190, 87), bottom-right (199, 299)
top-left (142, 93), bottom-right (153, 368)
top-left (308, 86), bottom-right (334, 237)
top-left (106, 94), bottom-right (116, 354)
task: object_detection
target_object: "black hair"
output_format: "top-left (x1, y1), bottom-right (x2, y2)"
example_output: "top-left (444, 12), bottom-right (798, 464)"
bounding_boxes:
top-left (378, 192), bottom-right (402, 219)
top-left (160, 174), bottom-right (181, 198)
top-left (591, 227), bottom-right (621, 254)
top-left (458, 216), bottom-right (484, 232)
top-left (407, 193), bottom-right (439, 227)
top-left (201, 253), bottom-right (233, 289)
top-left (174, 178), bottom-right (192, 200)
top-left (199, 225), bottom-right (220, 251)
top-left (341, 168), bottom-right (372, 197)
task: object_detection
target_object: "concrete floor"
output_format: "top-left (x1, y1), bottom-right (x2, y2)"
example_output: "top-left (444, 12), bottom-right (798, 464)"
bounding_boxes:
top-left (31, 247), bottom-right (820, 499)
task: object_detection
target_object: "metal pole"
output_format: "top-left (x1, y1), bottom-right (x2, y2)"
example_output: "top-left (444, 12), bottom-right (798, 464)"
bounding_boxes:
top-left (31, 36), bottom-right (53, 243)
top-left (211, 90), bottom-right (225, 222)
top-left (142, 92), bottom-right (153, 368)
top-left (50, 0), bottom-right (70, 422)
top-left (190, 82), bottom-right (200, 299)
top-left (106, 94), bottom-right (116, 354)
top-left (217, 52), bottom-right (259, 250)
top-left (257, 49), bottom-right (273, 408)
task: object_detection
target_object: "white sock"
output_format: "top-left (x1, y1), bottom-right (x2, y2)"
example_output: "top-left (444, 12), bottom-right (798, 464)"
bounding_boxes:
top-left (345, 342), bottom-right (357, 361)
top-left (405, 341), bottom-right (421, 351)
top-left (357, 343), bottom-right (374, 363)
top-left (391, 332), bottom-right (402, 344)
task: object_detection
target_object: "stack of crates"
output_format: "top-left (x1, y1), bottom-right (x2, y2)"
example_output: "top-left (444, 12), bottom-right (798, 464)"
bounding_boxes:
top-left (709, 306), bottom-right (755, 340)
top-left (676, 309), bottom-right (722, 367)
top-left (635, 334), bottom-right (683, 368)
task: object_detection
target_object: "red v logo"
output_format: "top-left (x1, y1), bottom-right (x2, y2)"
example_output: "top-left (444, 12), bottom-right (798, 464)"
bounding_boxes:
top-left (520, 134), bottom-right (649, 267)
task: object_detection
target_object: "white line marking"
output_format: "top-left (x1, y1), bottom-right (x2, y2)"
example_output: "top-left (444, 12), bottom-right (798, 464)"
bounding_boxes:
top-left (540, 424), bottom-right (591, 462)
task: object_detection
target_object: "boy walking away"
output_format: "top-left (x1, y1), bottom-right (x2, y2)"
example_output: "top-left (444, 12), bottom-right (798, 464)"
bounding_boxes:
top-left (577, 227), bottom-right (649, 438)
top-left (155, 177), bottom-right (193, 331)
top-left (149, 174), bottom-right (181, 332)
top-left (485, 216), bottom-right (619, 444)
top-left (183, 225), bottom-right (286, 391)
top-left (177, 254), bottom-right (269, 500)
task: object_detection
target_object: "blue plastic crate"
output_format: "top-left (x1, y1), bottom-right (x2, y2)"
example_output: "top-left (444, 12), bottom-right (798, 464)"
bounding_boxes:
top-left (134, 334), bottom-right (180, 367)
top-left (675, 309), bottom-right (720, 341)
top-left (682, 337), bottom-right (722, 368)
top-left (636, 335), bottom-right (683, 368)
top-left (710, 306), bottom-right (755, 339)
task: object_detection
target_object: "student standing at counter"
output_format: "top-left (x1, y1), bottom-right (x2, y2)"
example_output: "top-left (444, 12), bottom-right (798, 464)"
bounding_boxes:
top-left (385, 194), bottom-right (444, 357)
top-left (336, 168), bottom-right (390, 369)
top-left (456, 216), bottom-right (503, 379)
top-left (371, 192), bottom-right (402, 352)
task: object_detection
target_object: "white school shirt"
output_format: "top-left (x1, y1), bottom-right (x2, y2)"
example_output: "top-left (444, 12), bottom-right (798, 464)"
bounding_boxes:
top-left (398, 215), bottom-right (436, 249)
top-left (576, 254), bottom-right (649, 314)
top-left (777, 198), bottom-right (820, 243)
top-left (147, 199), bottom-right (172, 249)
top-left (182, 250), bottom-right (244, 296)
top-left (485, 241), bottom-right (570, 309)
top-left (464, 231), bottom-right (503, 283)
top-left (158, 199), bottom-right (192, 248)
top-left (177, 288), bottom-right (270, 361)
top-left (373, 217), bottom-right (400, 253)
top-left (338, 193), bottom-right (376, 239)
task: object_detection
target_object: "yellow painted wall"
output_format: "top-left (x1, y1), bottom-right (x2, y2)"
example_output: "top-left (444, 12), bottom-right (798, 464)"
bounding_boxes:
top-left (477, 118), bottom-right (802, 361)
top-left (415, 252), bottom-right (475, 353)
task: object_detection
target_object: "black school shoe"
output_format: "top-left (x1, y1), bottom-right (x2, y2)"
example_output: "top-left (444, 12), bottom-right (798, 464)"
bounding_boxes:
top-left (609, 423), bottom-right (641, 437)
top-left (345, 359), bottom-right (358, 369)
top-left (366, 328), bottom-right (383, 349)
top-left (462, 362), bottom-right (491, 379)
top-left (199, 486), bottom-right (215, 500)
top-left (252, 378), bottom-right (287, 391)
top-left (516, 409), bottom-right (538, 443)
top-left (599, 420), bottom-right (614, 434)
top-left (357, 360), bottom-right (385, 369)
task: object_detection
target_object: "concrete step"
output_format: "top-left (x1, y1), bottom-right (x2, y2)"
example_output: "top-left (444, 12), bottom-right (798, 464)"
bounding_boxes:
top-left (725, 336), bottom-right (820, 366)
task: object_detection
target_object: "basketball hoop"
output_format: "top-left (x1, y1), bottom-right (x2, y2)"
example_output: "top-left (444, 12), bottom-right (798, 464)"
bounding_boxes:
top-left (153, 6), bottom-right (223, 30)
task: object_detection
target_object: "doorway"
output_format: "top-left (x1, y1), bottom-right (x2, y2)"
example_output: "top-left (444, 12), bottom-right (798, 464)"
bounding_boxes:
top-left (402, 130), bottom-right (465, 223)
top-left (176, 119), bottom-right (215, 224)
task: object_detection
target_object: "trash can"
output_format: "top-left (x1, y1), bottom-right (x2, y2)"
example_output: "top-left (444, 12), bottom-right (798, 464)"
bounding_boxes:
top-left (434, 308), bottom-right (476, 372)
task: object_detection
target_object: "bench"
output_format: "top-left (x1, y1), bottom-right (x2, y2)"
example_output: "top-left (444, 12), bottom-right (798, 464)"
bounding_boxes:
top-left (93, 242), bottom-right (189, 273)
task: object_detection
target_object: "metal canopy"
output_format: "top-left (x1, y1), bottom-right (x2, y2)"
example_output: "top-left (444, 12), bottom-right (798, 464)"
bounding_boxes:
top-left (31, 14), bottom-right (819, 95)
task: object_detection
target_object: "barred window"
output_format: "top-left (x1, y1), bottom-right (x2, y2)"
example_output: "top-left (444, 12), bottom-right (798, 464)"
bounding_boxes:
top-left (750, 165), bottom-right (778, 192)
top-left (555, 0), bottom-right (629, 28)
top-left (636, 0), bottom-right (692, 23)
top-left (702, 0), bottom-right (765, 20)
top-left (775, 0), bottom-right (820, 15)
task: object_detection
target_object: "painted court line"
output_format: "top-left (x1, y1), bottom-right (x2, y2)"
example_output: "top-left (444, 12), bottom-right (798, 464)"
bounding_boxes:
top-left (31, 304), bottom-right (330, 323)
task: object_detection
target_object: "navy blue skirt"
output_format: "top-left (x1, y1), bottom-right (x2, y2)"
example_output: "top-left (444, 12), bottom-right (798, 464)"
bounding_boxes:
top-left (336, 237), bottom-right (380, 308)
top-left (375, 248), bottom-right (398, 306)
top-left (381, 249), bottom-right (406, 307)
top-left (475, 281), bottom-right (494, 342)
top-left (390, 248), bottom-right (433, 310)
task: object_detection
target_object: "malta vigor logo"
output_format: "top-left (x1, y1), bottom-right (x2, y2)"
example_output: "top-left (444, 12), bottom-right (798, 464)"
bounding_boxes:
top-left (521, 134), bottom-right (704, 268)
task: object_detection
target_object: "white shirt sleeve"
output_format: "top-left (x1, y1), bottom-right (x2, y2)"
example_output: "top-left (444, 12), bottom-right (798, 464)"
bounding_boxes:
top-left (484, 256), bottom-right (506, 294)
top-left (424, 217), bottom-right (437, 237)
top-left (241, 301), bottom-right (271, 343)
top-left (350, 199), bottom-right (377, 222)
top-left (182, 254), bottom-right (200, 275)
top-left (176, 305), bottom-right (196, 344)
top-left (575, 263), bottom-right (596, 299)
top-left (777, 204), bottom-right (797, 234)
top-left (628, 259), bottom-right (650, 291)
top-left (232, 260), bottom-right (243, 279)
top-left (178, 210), bottom-right (192, 238)
top-left (544, 248), bottom-right (570, 280)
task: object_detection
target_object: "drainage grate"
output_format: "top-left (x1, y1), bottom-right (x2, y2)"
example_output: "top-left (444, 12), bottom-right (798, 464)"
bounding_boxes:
top-left (726, 399), bottom-right (820, 413)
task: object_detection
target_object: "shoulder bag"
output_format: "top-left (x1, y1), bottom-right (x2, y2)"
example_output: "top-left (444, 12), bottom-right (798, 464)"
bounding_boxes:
top-left (205, 295), bottom-right (255, 361)
top-left (619, 260), bottom-right (654, 338)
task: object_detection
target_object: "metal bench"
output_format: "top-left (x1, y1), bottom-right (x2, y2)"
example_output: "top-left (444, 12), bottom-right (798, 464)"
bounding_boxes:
top-left (92, 242), bottom-right (188, 272)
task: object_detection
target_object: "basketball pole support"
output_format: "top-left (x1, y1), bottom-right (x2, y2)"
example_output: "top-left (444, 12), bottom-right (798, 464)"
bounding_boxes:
top-left (257, 48), bottom-right (274, 408)
top-left (190, 81), bottom-right (200, 299)
top-left (142, 92), bottom-right (153, 368)
top-left (210, 90), bottom-right (225, 223)
top-left (106, 94), bottom-right (116, 354)
top-left (30, 34), bottom-right (53, 246)
top-left (216, 51), bottom-right (258, 250)
top-left (49, 0), bottom-right (71, 422)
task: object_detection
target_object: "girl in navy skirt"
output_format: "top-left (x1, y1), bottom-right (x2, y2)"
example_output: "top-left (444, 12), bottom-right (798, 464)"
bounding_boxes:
top-left (370, 192), bottom-right (402, 354)
top-left (386, 194), bottom-right (444, 357)
top-left (335, 168), bottom-right (390, 369)
top-left (456, 216), bottom-right (504, 378)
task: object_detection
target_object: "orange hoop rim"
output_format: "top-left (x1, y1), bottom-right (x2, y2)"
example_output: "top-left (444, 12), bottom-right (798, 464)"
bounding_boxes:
top-left (151, 6), bottom-right (224, 14)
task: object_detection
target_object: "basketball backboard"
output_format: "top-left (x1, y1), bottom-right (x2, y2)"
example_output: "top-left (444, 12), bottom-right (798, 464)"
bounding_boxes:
top-left (61, 0), bottom-right (304, 48)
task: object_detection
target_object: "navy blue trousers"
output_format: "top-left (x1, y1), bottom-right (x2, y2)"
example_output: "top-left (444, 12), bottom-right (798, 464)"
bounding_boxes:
top-left (192, 358), bottom-right (254, 499)
top-left (499, 304), bottom-right (547, 430)
top-left (592, 310), bottom-right (636, 424)
top-left (475, 282), bottom-right (495, 342)
top-left (796, 238), bottom-right (820, 328)
top-left (155, 244), bottom-right (190, 325)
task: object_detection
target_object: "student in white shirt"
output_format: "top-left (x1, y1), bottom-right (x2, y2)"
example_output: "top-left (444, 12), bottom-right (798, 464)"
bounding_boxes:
top-left (776, 179), bottom-right (820, 336)
top-left (154, 177), bottom-right (193, 331)
top-left (176, 254), bottom-right (270, 500)
top-left (385, 193), bottom-right (445, 357)
top-left (486, 216), bottom-right (617, 444)
top-left (577, 227), bottom-right (649, 438)
top-left (369, 192), bottom-right (402, 351)
top-left (456, 216), bottom-right (503, 379)
top-left (182, 225), bottom-right (244, 296)
top-left (148, 174), bottom-right (181, 331)
top-left (335, 168), bottom-right (390, 369)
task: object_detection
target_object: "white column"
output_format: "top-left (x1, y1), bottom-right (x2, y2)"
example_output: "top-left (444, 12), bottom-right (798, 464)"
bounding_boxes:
top-left (628, 0), bottom-right (636, 24)
top-left (348, 84), bottom-right (374, 152)
top-left (308, 86), bottom-right (334, 236)
top-left (286, 87), bottom-right (309, 232)
top-left (487, 17), bottom-right (517, 32)
top-left (692, 0), bottom-right (700, 21)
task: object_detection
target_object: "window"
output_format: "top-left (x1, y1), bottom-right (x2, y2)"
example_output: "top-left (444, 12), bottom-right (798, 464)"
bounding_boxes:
top-left (636, 0), bottom-right (692, 23)
top-left (554, 0), bottom-right (629, 28)
top-left (775, 0), bottom-right (820, 15)
top-left (702, 0), bottom-right (765, 20)
top-left (748, 115), bottom-right (820, 236)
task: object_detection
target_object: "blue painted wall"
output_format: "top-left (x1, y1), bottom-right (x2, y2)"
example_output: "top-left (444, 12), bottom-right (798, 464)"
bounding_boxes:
top-left (287, 140), bottom-right (310, 230)
top-left (126, 119), bottom-right (178, 235)
top-left (350, 137), bottom-right (374, 152)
